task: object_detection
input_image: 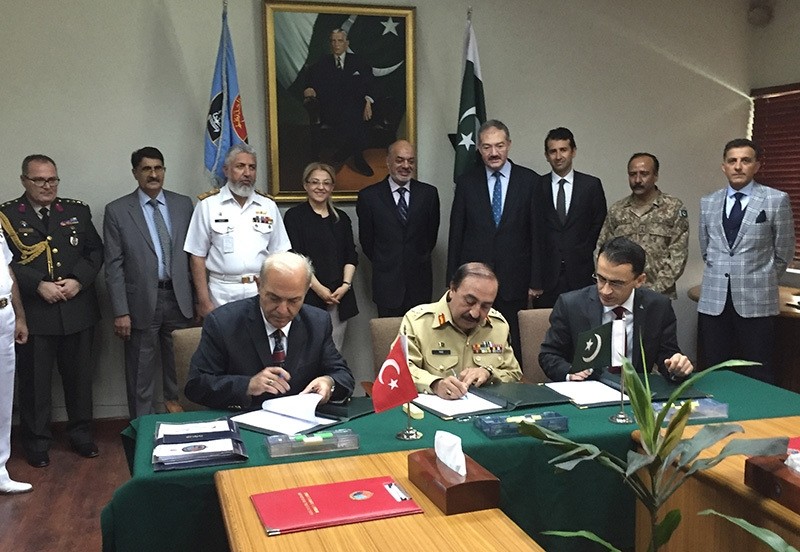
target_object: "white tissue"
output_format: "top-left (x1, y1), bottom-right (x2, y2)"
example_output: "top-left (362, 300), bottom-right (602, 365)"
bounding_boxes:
top-left (785, 452), bottom-right (800, 474)
top-left (434, 430), bottom-right (466, 476)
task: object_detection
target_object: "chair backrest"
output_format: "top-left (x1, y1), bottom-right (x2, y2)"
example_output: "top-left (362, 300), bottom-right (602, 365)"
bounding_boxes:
top-left (518, 309), bottom-right (553, 383)
top-left (171, 327), bottom-right (209, 412)
top-left (369, 317), bottom-right (403, 376)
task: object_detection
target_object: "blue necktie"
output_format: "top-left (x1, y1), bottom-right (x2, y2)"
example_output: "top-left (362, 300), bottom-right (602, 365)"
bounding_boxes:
top-left (149, 198), bottom-right (172, 278)
top-left (491, 171), bottom-right (502, 227)
top-left (724, 192), bottom-right (745, 247)
top-left (396, 186), bottom-right (408, 224)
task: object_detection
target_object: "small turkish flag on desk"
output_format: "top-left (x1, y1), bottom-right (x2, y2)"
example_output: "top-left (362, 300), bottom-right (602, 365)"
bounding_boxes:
top-left (372, 335), bottom-right (418, 413)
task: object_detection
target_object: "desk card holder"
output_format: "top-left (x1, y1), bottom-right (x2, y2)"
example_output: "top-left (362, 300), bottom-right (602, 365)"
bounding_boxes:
top-left (407, 449), bottom-right (499, 515)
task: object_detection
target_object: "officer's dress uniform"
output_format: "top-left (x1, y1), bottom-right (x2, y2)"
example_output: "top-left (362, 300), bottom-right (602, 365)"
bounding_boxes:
top-left (183, 185), bottom-right (291, 306)
top-left (0, 196), bottom-right (103, 454)
top-left (400, 292), bottom-right (522, 392)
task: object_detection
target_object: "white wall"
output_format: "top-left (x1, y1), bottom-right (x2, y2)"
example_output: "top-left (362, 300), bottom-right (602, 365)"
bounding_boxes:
top-left (1, 0), bottom-right (794, 419)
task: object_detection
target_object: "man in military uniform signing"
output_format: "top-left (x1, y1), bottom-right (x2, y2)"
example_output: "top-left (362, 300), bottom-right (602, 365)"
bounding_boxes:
top-left (0, 155), bottom-right (103, 467)
top-left (596, 153), bottom-right (689, 298)
top-left (399, 262), bottom-right (522, 400)
top-left (184, 144), bottom-right (291, 318)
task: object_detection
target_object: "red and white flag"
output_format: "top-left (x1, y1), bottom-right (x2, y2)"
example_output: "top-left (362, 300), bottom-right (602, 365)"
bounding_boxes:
top-left (372, 335), bottom-right (418, 413)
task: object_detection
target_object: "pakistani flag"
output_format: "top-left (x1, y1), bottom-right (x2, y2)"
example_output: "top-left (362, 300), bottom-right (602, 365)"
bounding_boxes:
top-left (205, 5), bottom-right (249, 186)
top-left (448, 13), bottom-right (486, 181)
top-left (572, 322), bottom-right (612, 373)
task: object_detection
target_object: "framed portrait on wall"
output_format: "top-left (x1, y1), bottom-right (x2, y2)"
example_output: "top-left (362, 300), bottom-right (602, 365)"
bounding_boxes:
top-left (263, 2), bottom-right (416, 202)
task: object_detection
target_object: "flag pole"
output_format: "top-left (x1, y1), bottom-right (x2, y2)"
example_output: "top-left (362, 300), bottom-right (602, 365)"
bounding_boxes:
top-left (609, 369), bottom-right (633, 424)
top-left (396, 402), bottom-right (423, 441)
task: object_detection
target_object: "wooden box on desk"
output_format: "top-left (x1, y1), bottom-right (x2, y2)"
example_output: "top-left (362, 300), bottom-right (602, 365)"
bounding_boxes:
top-left (745, 454), bottom-right (800, 514)
top-left (407, 449), bottom-right (500, 515)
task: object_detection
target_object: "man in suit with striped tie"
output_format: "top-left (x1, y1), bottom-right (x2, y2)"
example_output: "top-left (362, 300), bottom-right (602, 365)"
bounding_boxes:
top-left (698, 138), bottom-right (795, 383)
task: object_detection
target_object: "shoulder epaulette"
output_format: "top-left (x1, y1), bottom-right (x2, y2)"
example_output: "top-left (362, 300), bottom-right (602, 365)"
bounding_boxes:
top-left (61, 198), bottom-right (87, 206)
top-left (197, 188), bottom-right (221, 201)
top-left (487, 307), bottom-right (507, 323)
top-left (254, 189), bottom-right (274, 199)
top-left (0, 198), bottom-right (19, 210)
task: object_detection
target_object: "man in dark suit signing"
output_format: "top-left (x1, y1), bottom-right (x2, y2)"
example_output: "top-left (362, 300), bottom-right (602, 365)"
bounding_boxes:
top-left (539, 237), bottom-right (693, 382)
top-left (535, 127), bottom-right (606, 307)
top-left (357, 140), bottom-right (440, 317)
top-left (185, 251), bottom-right (354, 411)
top-left (104, 147), bottom-right (195, 418)
top-left (447, 119), bottom-right (540, 360)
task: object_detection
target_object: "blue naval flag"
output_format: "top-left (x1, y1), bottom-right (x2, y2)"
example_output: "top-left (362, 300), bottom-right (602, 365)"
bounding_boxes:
top-left (205, 5), bottom-right (248, 186)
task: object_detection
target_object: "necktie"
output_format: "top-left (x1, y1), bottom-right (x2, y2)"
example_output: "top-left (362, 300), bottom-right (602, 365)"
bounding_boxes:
top-left (40, 207), bottom-right (49, 228)
top-left (271, 330), bottom-right (286, 367)
top-left (556, 178), bottom-right (567, 225)
top-left (148, 198), bottom-right (172, 278)
top-left (491, 171), bottom-right (503, 227)
top-left (609, 306), bottom-right (627, 374)
top-left (724, 192), bottom-right (745, 247)
top-left (396, 187), bottom-right (409, 224)
top-left (335, 56), bottom-right (342, 69)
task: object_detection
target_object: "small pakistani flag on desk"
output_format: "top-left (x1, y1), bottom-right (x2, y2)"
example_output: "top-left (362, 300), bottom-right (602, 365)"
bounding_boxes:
top-left (571, 322), bottom-right (612, 373)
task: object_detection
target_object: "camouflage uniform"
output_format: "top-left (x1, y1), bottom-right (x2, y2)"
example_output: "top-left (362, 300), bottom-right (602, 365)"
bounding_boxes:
top-left (596, 189), bottom-right (689, 299)
top-left (399, 292), bottom-right (522, 393)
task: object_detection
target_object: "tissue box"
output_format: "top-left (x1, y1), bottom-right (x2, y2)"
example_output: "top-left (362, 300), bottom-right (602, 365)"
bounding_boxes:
top-left (744, 454), bottom-right (800, 515)
top-left (407, 449), bottom-right (500, 515)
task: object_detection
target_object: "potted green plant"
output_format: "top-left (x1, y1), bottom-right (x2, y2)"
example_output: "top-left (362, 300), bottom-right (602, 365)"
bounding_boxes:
top-left (519, 359), bottom-right (788, 552)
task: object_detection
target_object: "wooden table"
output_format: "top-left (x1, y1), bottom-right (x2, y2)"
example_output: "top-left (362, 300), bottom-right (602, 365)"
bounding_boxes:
top-left (215, 450), bottom-right (545, 552)
top-left (635, 415), bottom-right (800, 551)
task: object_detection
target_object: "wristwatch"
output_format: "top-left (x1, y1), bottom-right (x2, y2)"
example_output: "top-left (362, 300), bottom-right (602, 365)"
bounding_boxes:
top-left (327, 376), bottom-right (336, 394)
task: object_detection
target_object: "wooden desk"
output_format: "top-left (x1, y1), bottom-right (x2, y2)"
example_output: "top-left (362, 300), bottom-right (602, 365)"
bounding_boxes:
top-left (215, 450), bottom-right (545, 552)
top-left (635, 416), bottom-right (800, 551)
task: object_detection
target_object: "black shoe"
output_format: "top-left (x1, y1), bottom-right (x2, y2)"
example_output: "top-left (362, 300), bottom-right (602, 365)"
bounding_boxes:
top-left (26, 450), bottom-right (50, 468)
top-left (71, 441), bottom-right (99, 458)
top-left (351, 154), bottom-right (374, 177)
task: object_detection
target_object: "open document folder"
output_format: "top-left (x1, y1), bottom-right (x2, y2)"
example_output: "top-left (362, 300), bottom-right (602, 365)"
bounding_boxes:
top-left (231, 394), bottom-right (339, 435)
top-left (545, 380), bottom-right (630, 408)
top-left (152, 418), bottom-right (247, 471)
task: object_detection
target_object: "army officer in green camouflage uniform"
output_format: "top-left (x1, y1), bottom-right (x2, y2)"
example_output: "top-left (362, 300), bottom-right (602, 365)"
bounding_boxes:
top-left (596, 153), bottom-right (689, 299)
top-left (399, 262), bottom-right (522, 400)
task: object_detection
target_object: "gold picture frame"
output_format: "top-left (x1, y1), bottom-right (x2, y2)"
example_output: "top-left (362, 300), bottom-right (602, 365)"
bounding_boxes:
top-left (263, 2), bottom-right (416, 202)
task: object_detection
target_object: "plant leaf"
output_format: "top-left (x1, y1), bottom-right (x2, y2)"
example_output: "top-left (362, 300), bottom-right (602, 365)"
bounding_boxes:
top-left (657, 399), bottom-right (693, 459)
top-left (625, 449), bottom-right (657, 477)
top-left (699, 510), bottom-right (799, 552)
top-left (674, 424), bottom-right (744, 467)
top-left (653, 509), bottom-right (682, 548)
top-left (622, 359), bottom-right (655, 452)
top-left (542, 530), bottom-right (622, 552)
top-left (687, 437), bottom-right (789, 475)
top-left (653, 359), bottom-right (753, 430)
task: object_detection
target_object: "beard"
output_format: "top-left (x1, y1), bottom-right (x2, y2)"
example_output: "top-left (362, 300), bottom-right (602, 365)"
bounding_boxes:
top-left (228, 181), bottom-right (254, 198)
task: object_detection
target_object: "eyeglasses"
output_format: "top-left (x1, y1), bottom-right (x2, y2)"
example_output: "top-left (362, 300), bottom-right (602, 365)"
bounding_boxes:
top-left (23, 176), bottom-right (60, 187)
top-left (140, 166), bottom-right (165, 174)
top-left (592, 273), bottom-right (634, 290)
top-left (306, 179), bottom-right (333, 187)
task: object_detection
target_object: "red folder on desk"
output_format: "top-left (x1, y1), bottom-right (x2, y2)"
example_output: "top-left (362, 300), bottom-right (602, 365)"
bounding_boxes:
top-left (251, 476), bottom-right (423, 536)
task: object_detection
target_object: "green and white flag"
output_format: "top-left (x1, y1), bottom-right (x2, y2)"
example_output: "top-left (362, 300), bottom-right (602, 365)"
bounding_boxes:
top-left (448, 11), bottom-right (486, 181)
top-left (571, 322), bottom-right (612, 373)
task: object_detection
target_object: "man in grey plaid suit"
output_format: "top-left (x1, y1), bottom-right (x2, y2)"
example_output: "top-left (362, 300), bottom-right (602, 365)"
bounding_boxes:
top-left (698, 138), bottom-right (795, 383)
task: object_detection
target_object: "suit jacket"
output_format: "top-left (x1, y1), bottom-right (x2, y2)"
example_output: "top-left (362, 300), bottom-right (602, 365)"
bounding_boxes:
top-left (447, 162), bottom-right (540, 301)
top-left (536, 171), bottom-right (606, 291)
top-left (0, 195), bottom-right (102, 335)
top-left (103, 189), bottom-right (194, 328)
top-left (698, 182), bottom-right (795, 317)
top-left (539, 286), bottom-right (681, 381)
top-left (185, 299), bottom-right (355, 410)
top-left (306, 52), bottom-right (372, 130)
top-left (357, 178), bottom-right (440, 309)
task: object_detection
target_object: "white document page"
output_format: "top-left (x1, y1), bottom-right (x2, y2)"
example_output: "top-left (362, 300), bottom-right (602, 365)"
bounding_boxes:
top-left (545, 380), bottom-right (629, 407)
top-left (156, 419), bottom-right (232, 439)
top-left (413, 391), bottom-right (504, 418)
top-left (231, 394), bottom-right (336, 435)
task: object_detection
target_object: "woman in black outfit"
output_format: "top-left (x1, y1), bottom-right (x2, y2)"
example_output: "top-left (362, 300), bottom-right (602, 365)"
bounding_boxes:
top-left (283, 162), bottom-right (358, 351)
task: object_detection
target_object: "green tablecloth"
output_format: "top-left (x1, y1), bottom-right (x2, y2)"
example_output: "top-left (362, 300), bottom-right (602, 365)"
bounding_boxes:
top-left (101, 371), bottom-right (800, 552)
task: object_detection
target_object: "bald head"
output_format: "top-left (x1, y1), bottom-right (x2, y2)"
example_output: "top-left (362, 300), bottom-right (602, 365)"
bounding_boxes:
top-left (386, 140), bottom-right (416, 184)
